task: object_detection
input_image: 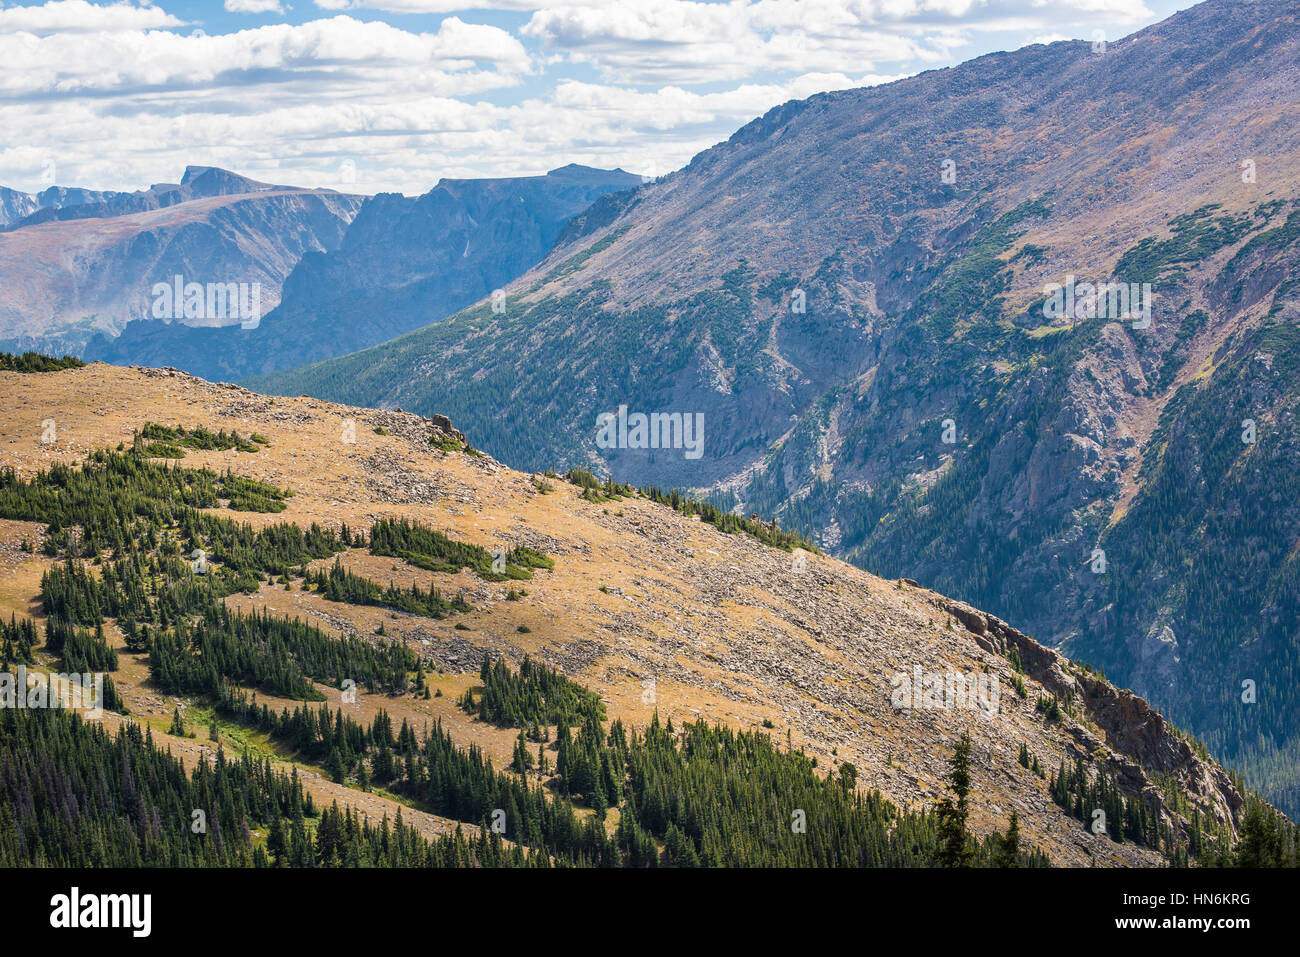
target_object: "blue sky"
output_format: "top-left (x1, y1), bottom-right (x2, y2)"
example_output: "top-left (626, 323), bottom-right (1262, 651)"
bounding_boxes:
top-left (0, 0), bottom-right (1197, 196)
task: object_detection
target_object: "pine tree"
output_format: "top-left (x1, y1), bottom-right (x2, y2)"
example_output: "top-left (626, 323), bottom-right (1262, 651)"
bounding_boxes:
top-left (1234, 798), bottom-right (1287, 867)
top-left (838, 761), bottom-right (858, 790)
top-left (327, 746), bottom-right (345, 784)
top-left (993, 812), bottom-right (1020, 867)
top-left (935, 733), bottom-right (973, 867)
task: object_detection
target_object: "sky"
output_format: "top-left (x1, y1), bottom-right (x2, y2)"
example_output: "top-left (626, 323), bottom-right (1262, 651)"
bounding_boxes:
top-left (0, 0), bottom-right (1198, 196)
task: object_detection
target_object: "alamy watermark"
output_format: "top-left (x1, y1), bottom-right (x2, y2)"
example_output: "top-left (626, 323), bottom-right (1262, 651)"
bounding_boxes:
top-left (1, 666), bottom-right (104, 718)
top-left (1043, 275), bottom-right (1152, 329)
top-left (151, 275), bottom-right (262, 329)
top-left (50, 887), bottom-right (150, 938)
top-left (595, 405), bottom-right (705, 460)
top-left (890, 666), bottom-right (999, 719)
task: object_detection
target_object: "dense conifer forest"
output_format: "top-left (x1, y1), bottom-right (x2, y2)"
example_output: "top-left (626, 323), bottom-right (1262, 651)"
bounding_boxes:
top-left (0, 706), bottom-right (523, 867)
top-left (460, 653), bottom-right (605, 729)
top-left (0, 351), bottom-right (85, 372)
top-left (305, 559), bottom-right (472, 619)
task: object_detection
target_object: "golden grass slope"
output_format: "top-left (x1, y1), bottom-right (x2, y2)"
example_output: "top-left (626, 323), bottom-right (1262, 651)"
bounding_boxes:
top-left (0, 363), bottom-right (1249, 865)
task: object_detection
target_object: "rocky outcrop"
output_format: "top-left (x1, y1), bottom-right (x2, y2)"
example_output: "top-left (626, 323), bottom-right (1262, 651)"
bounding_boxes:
top-left (430, 415), bottom-right (465, 445)
top-left (936, 595), bottom-right (1243, 836)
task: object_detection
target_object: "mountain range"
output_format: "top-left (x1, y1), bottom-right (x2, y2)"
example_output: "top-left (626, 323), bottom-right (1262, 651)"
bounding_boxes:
top-left (0, 166), bottom-right (363, 355)
top-left (84, 164), bottom-right (642, 381)
top-left (246, 0), bottom-right (1300, 815)
top-left (0, 183), bottom-right (124, 228)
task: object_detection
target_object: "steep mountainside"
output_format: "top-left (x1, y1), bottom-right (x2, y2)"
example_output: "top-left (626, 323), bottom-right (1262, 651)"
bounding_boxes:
top-left (0, 361), bottom-right (1267, 866)
top-left (0, 187), bottom-right (37, 228)
top-left (251, 0), bottom-right (1300, 813)
top-left (86, 165), bottom-right (642, 382)
top-left (0, 168), bottom-right (362, 355)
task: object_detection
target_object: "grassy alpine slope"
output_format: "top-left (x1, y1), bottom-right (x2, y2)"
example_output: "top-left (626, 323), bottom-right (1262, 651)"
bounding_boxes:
top-left (1, 360), bottom-right (1291, 866)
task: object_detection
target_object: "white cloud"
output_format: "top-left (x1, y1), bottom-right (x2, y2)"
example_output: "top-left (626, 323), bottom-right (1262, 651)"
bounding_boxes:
top-left (523, 0), bottom-right (1153, 83)
top-left (0, 63), bottom-right (903, 197)
top-left (312, 0), bottom-right (550, 11)
top-left (0, 0), bottom-right (1170, 196)
top-left (0, 15), bottom-right (531, 97)
top-left (548, 73), bottom-right (904, 131)
top-left (0, 0), bottom-right (184, 33)
top-left (226, 0), bottom-right (285, 14)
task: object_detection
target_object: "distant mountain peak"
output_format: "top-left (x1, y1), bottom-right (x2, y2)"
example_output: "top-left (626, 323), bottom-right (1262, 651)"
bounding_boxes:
top-left (85, 163), bottom-right (644, 379)
top-left (548, 162), bottom-right (635, 179)
top-left (179, 165), bottom-right (301, 196)
top-left (180, 165), bottom-right (223, 185)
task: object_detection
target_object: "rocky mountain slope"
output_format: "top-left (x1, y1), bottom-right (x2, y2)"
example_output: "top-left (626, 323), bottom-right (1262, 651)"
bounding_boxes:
top-left (0, 361), bottom-right (1263, 866)
top-left (0, 187), bottom-right (36, 227)
top-left (0, 167), bottom-right (363, 355)
top-left (85, 165), bottom-right (643, 382)
top-left (251, 0), bottom-right (1300, 814)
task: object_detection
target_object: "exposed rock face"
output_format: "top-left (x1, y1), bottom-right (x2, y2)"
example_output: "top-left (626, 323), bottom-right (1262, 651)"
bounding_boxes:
top-left (0, 186), bottom-right (37, 228)
top-left (0, 182), bottom-right (125, 228)
top-left (936, 595), bottom-right (1242, 837)
top-left (430, 415), bottom-right (466, 444)
top-left (1131, 623), bottom-right (1181, 699)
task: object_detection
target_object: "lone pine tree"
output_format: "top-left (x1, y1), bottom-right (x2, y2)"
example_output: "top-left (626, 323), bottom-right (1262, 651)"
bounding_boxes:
top-left (935, 733), bottom-right (974, 867)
